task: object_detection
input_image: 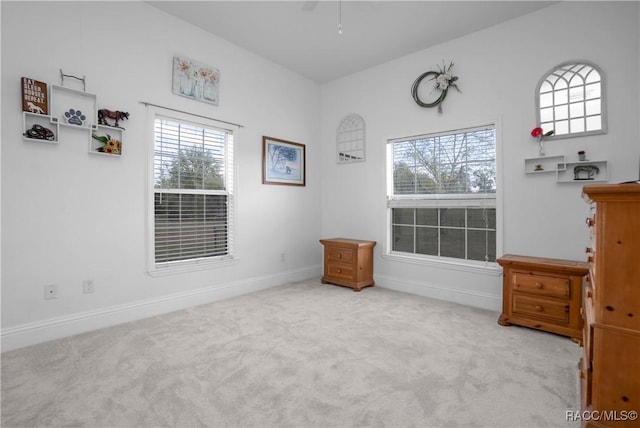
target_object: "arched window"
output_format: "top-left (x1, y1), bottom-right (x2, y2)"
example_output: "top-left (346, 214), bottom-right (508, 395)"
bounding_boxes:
top-left (336, 113), bottom-right (366, 163)
top-left (536, 61), bottom-right (606, 139)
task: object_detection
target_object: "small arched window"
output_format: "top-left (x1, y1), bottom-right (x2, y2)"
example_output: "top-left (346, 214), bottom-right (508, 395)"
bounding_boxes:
top-left (536, 61), bottom-right (606, 139)
top-left (336, 113), bottom-right (366, 163)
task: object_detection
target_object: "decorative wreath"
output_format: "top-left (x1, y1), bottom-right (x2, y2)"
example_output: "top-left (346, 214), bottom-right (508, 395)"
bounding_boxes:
top-left (411, 61), bottom-right (460, 113)
top-left (411, 71), bottom-right (447, 108)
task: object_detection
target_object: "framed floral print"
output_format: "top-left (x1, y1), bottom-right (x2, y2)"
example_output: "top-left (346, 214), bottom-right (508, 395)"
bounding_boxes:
top-left (172, 56), bottom-right (220, 106)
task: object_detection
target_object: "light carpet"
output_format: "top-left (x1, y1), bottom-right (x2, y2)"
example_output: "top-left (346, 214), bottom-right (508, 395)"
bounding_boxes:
top-left (1, 279), bottom-right (581, 427)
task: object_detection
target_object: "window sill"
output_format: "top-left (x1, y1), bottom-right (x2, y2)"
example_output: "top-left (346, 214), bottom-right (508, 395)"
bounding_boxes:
top-left (148, 256), bottom-right (239, 277)
top-left (382, 252), bottom-right (501, 276)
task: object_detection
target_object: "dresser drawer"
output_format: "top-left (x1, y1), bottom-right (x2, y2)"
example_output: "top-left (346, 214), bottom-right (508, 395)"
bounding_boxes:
top-left (583, 292), bottom-right (595, 368)
top-left (512, 294), bottom-right (570, 323)
top-left (591, 327), bottom-right (640, 414)
top-left (579, 357), bottom-right (592, 411)
top-left (511, 271), bottom-right (570, 299)
top-left (327, 247), bottom-right (354, 263)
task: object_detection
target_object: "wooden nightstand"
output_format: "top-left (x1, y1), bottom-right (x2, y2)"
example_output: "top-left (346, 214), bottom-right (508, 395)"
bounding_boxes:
top-left (319, 238), bottom-right (376, 292)
top-left (497, 254), bottom-right (588, 342)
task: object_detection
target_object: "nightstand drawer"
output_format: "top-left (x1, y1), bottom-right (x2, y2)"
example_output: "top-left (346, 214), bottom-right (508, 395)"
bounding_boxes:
top-left (327, 247), bottom-right (354, 263)
top-left (512, 272), bottom-right (570, 298)
top-left (513, 294), bottom-right (570, 323)
top-left (327, 263), bottom-right (353, 280)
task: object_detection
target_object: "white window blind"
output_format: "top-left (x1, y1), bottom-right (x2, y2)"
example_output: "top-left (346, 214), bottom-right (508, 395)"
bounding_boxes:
top-left (153, 116), bottom-right (233, 265)
top-left (390, 127), bottom-right (496, 195)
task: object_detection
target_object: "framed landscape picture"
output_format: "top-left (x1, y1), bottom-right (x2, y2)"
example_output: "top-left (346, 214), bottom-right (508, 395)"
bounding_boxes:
top-left (262, 136), bottom-right (306, 186)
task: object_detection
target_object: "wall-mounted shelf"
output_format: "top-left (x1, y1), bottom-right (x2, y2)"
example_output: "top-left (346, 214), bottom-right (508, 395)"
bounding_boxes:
top-left (22, 79), bottom-right (125, 156)
top-left (524, 156), bottom-right (608, 183)
top-left (90, 125), bottom-right (123, 156)
top-left (557, 160), bottom-right (608, 183)
top-left (524, 155), bottom-right (565, 174)
top-left (50, 85), bottom-right (97, 131)
top-left (22, 112), bottom-right (58, 144)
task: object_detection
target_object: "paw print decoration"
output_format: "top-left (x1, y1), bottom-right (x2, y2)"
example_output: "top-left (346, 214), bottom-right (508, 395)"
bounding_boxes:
top-left (64, 108), bottom-right (86, 126)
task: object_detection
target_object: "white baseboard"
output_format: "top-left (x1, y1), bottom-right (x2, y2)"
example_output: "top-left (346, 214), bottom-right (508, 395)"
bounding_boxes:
top-left (374, 273), bottom-right (502, 312)
top-left (1, 265), bottom-right (321, 352)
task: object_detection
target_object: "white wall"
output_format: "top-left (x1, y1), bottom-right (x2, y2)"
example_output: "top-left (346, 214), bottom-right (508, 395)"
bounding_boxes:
top-left (320, 1), bottom-right (640, 310)
top-left (2, 1), bottom-right (639, 351)
top-left (1, 1), bottom-right (323, 350)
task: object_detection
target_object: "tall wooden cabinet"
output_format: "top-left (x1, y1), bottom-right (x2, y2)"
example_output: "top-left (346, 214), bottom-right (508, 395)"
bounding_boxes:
top-left (580, 184), bottom-right (640, 427)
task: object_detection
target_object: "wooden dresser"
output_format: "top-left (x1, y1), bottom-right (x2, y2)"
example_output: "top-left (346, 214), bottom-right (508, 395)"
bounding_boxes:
top-left (580, 184), bottom-right (640, 427)
top-left (497, 254), bottom-right (588, 342)
top-left (319, 238), bottom-right (375, 291)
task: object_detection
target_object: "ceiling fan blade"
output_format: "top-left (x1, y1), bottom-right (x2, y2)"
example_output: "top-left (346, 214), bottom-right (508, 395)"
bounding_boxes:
top-left (302, 1), bottom-right (319, 11)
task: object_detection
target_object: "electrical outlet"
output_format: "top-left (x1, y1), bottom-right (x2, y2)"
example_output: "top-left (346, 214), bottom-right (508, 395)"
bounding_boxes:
top-left (83, 280), bottom-right (95, 294)
top-left (44, 284), bottom-right (57, 300)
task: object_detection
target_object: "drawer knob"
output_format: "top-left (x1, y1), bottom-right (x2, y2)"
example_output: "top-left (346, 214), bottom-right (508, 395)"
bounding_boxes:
top-left (535, 282), bottom-right (543, 289)
top-left (337, 253), bottom-right (342, 259)
top-left (535, 305), bottom-right (543, 312)
top-left (337, 268), bottom-right (342, 273)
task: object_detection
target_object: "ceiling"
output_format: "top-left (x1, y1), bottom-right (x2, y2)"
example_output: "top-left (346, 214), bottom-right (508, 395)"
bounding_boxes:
top-left (148, 1), bottom-right (556, 83)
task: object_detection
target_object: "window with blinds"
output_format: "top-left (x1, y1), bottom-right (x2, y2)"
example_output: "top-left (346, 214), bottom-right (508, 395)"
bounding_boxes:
top-left (153, 116), bottom-right (233, 265)
top-left (387, 125), bottom-right (497, 263)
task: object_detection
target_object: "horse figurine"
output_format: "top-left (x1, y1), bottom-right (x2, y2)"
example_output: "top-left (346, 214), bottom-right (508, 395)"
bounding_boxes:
top-left (98, 109), bottom-right (129, 129)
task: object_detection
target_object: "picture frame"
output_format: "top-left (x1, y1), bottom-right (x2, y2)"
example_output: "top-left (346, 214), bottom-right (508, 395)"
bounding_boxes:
top-left (262, 136), bottom-right (306, 186)
top-left (21, 77), bottom-right (48, 115)
top-left (172, 56), bottom-right (220, 106)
